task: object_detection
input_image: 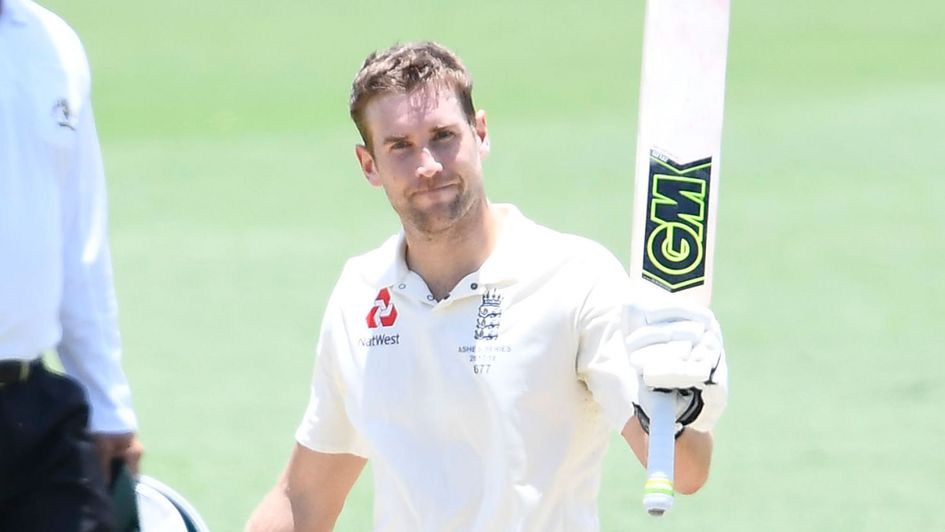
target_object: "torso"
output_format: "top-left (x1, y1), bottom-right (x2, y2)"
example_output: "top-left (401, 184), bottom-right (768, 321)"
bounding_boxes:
top-left (307, 205), bottom-right (636, 531)
top-left (0, 0), bottom-right (88, 358)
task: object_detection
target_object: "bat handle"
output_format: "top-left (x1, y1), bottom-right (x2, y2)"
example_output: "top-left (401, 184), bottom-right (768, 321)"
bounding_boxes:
top-left (643, 390), bottom-right (676, 516)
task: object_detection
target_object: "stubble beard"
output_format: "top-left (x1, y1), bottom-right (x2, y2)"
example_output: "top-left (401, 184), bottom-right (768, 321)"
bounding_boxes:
top-left (404, 179), bottom-right (480, 238)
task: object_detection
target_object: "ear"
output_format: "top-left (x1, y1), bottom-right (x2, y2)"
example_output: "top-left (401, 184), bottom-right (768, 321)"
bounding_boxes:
top-left (475, 110), bottom-right (490, 160)
top-left (355, 144), bottom-right (382, 187)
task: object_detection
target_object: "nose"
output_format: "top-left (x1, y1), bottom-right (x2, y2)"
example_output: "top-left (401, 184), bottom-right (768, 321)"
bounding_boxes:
top-left (416, 147), bottom-right (443, 179)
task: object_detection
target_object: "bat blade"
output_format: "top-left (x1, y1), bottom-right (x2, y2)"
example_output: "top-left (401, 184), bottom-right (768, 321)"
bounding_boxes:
top-left (629, 0), bottom-right (731, 516)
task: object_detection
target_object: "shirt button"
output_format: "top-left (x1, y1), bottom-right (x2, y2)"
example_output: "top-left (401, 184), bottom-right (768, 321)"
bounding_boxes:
top-left (426, 294), bottom-right (435, 301)
top-left (470, 283), bottom-right (479, 290)
top-left (398, 283), bottom-right (407, 289)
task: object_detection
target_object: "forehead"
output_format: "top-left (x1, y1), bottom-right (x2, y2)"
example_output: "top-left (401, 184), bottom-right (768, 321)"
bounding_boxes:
top-left (364, 87), bottom-right (466, 138)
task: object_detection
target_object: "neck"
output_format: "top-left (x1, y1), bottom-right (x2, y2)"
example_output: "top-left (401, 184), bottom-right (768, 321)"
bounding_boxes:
top-left (403, 200), bottom-right (501, 300)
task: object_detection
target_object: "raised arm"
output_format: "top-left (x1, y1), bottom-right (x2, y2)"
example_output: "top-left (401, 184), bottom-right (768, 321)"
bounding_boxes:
top-left (621, 298), bottom-right (729, 495)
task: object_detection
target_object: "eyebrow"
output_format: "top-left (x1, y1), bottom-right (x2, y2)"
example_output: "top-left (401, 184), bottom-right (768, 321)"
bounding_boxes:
top-left (381, 135), bottom-right (409, 147)
top-left (380, 124), bottom-right (459, 146)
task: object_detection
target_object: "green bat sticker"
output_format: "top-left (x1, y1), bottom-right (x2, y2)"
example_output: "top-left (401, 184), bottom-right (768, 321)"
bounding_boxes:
top-left (643, 150), bottom-right (712, 292)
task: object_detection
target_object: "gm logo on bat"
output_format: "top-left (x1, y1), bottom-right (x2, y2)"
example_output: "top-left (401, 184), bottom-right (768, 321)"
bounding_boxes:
top-left (643, 150), bottom-right (711, 292)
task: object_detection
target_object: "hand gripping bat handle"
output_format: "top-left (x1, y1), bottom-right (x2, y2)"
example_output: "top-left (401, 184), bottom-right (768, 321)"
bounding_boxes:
top-left (643, 390), bottom-right (676, 516)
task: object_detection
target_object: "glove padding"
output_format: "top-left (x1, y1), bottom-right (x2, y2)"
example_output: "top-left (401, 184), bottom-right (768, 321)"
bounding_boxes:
top-left (623, 299), bottom-right (729, 433)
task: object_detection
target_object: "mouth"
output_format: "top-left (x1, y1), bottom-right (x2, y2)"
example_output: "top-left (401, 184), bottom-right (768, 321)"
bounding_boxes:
top-left (412, 182), bottom-right (459, 198)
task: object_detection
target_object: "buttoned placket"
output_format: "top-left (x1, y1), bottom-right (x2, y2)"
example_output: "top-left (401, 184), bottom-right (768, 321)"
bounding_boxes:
top-left (389, 272), bottom-right (487, 312)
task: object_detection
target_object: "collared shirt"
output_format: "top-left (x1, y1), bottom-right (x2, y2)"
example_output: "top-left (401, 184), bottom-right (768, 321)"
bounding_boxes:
top-left (0, 0), bottom-right (136, 433)
top-left (296, 204), bottom-right (637, 532)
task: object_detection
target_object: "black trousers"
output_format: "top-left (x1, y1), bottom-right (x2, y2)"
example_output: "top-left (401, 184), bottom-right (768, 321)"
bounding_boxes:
top-left (0, 362), bottom-right (114, 532)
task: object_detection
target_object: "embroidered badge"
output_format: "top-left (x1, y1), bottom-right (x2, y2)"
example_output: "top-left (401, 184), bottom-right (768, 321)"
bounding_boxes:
top-left (474, 289), bottom-right (503, 340)
top-left (52, 98), bottom-right (77, 130)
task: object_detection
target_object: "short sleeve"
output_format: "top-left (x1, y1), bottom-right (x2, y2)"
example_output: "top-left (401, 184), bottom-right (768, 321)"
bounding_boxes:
top-left (295, 281), bottom-right (370, 457)
top-left (575, 248), bottom-right (638, 431)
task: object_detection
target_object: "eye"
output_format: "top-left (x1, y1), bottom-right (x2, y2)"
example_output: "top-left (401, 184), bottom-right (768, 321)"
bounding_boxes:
top-left (390, 140), bottom-right (410, 151)
top-left (433, 129), bottom-right (455, 142)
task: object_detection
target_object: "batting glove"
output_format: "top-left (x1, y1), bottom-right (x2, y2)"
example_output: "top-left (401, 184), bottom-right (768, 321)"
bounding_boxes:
top-left (623, 299), bottom-right (729, 433)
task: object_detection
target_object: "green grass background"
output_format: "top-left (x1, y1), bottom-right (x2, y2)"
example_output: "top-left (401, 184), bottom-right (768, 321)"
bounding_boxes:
top-left (41, 0), bottom-right (945, 530)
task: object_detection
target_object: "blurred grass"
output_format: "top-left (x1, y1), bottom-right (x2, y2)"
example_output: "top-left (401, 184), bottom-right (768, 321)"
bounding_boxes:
top-left (40, 0), bottom-right (945, 530)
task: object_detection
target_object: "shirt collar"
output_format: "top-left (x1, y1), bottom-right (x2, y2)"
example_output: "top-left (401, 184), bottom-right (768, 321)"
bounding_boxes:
top-left (373, 232), bottom-right (411, 289)
top-left (369, 203), bottom-right (531, 290)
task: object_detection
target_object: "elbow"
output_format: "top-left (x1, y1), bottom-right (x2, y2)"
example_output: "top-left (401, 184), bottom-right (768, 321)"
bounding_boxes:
top-left (675, 471), bottom-right (709, 495)
top-left (673, 428), bottom-right (713, 495)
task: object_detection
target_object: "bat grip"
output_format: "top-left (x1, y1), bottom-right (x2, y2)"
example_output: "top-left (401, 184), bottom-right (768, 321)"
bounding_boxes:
top-left (643, 390), bottom-right (676, 516)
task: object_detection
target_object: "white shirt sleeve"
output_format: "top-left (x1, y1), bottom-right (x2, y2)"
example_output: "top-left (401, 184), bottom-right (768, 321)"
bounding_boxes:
top-left (575, 248), bottom-right (638, 432)
top-left (56, 88), bottom-right (137, 434)
top-left (296, 280), bottom-right (370, 457)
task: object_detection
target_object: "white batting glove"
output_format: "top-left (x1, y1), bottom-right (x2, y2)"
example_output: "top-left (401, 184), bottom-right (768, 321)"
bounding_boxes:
top-left (623, 298), bottom-right (729, 433)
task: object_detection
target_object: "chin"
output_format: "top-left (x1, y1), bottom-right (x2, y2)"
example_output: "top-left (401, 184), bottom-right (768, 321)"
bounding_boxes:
top-left (408, 201), bottom-right (470, 235)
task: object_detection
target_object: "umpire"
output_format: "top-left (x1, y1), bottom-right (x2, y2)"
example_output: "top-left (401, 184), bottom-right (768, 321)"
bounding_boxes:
top-left (1, 1), bottom-right (143, 530)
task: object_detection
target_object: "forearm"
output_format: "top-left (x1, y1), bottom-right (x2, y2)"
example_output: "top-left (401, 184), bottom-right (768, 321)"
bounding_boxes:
top-left (248, 446), bottom-right (365, 532)
top-left (245, 482), bottom-right (295, 532)
top-left (287, 457), bottom-right (361, 532)
top-left (622, 416), bottom-right (713, 494)
top-left (289, 499), bottom-right (341, 532)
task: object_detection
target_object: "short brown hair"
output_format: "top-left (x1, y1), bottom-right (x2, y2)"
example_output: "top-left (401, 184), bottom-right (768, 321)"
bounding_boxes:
top-left (349, 42), bottom-right (476, 150)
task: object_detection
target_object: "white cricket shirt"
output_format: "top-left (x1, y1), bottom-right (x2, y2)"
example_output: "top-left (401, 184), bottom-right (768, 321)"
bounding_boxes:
top-left (0, 0), bottom-right (136, 432)
top-left (297, 204), bottom-right (638, 531)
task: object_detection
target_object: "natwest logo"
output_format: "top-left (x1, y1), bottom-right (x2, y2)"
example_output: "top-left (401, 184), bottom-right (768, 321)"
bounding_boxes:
top-left (366, 288), bottom-right (398, 328)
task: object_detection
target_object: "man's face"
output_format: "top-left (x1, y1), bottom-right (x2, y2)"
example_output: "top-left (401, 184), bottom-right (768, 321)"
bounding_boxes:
top-left (355, 86), bottom-right (490, 236)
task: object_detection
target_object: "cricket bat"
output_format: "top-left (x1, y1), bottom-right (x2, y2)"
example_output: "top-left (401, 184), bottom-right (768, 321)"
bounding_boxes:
top-left (628, 0), bottom-right (731, 516)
